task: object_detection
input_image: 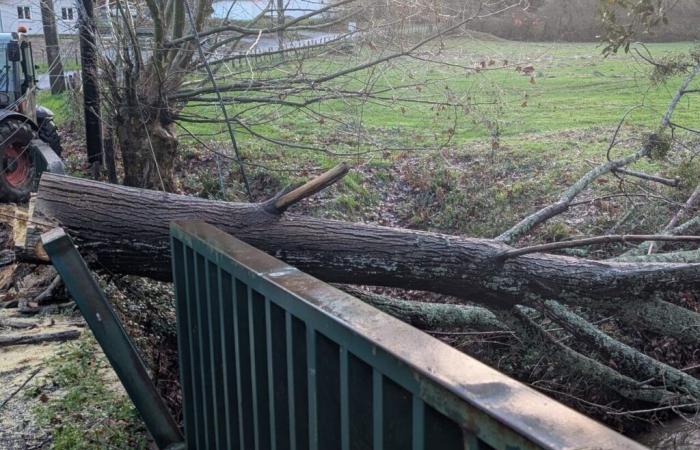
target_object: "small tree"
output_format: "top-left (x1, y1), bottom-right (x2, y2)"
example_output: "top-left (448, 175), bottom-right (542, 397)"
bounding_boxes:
top-left (97, 0), bottom-right (527, 190)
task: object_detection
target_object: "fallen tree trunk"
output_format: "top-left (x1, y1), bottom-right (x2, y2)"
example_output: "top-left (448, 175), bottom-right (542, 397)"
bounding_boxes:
top-left (23, 173), bottom-right (700, 310)
top-left (22, 172), bottom-right (700, 424)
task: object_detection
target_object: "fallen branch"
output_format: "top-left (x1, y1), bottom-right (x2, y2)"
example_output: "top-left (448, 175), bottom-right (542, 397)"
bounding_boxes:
top-left (647, 184), bottom-right (700, 255)
top-left (264, 163), bottom-right (349, 214)
top-left (495, 145), bottom-right (656, 244)
top-left (33, 275), bottom-right (62, 305)
top-left (510, 305), bottom-right (685, 404)
top-left (0, 298), bottom-right (18, 308)
top-left (0, 249), bottom-right (14, 267)
top-left (542, 300), bottom-right (700, 399)
top-left (0, 318), bottom-right (38, 329)
top-left (338, 286), bottom-right (505, 331)
top-left (497, 235), bottom-right (700, 260)
top-left (497, 61), bottom-right (700, 244)
top-left (612, 248), bottom-right (700, 263)
top-left (670, 215), bottom-right (700, 235)
top-left (0, 367), bottom-right (41, 412)
top-left (0, 329), bottom-right (80, 347)
top-left (611, 298), bottom-right (700, 345)
top-left (611, 168), bottom-right (680, 187)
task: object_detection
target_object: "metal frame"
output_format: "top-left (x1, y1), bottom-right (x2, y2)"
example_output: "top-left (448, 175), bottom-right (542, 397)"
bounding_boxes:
top-left (171, 220), bottom-right (646, 450)
top-left (33, 138), bottom-right (65, 178)
top-left (42, 228), bottom-right (185, 450)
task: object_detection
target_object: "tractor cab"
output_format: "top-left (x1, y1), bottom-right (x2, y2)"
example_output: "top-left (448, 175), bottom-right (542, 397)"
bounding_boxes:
top-left (0, 32), bottom-right (37, 121)
top-left (0, 30), bottom-right (63, 202)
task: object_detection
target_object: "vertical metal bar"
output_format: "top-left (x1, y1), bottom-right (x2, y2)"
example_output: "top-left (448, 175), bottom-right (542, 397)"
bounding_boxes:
top-left (248, 287), bottom-right (261, 450)
top-left (218, 267), bottom-right (234, 450)
top-left (193, 252), bottom-right (212, 450)
top-left (412, 396), bottom-right (424, 450)
top-left (169, 222), bottom-right (643, 450)
top-left (286, 312), bottom-right (297, 450)
top-left (185, 247), bottom-right (206, 450)
top-left (373, 369), bottom-right (383, 450)
top-left (340, 347), bottom-right (350, 450)
top-left (307, 326), bottom-right (318, 450)
top-left (172, 238), bottom-right (197, 448)
top-left (232, 279), bottom-right (246, 449)
top-left (265, 298), bottom-right (277, 450)
top-left (205, 260), bottom-right (221, 449)
top-left (41, 228), bottom-right (183, 449)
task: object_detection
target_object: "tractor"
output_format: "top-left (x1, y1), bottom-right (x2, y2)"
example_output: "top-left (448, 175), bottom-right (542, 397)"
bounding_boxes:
top-left (0, 31), bottom-right (64, 203)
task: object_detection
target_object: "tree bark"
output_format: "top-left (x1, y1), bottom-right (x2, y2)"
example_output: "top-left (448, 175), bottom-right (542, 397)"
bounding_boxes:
top-left (116, 112), bottom-right (177, 191)
top-left (26, 173), bottom-right (700, 310)
top-left (338, 286), bottom-right (504, 331)
top-left (40, 0), bottom-right (65, 94)
top-left (78, 0), bottom-right (103, 169)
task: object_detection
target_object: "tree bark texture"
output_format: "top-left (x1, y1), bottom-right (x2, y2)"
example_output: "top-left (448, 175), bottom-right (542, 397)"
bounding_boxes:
top-left (116, 113), bottom-right (178, 191)
top-left (78, 0), bottom-right (103, 166)
top-left (40, 0), bottom-right (65, 94)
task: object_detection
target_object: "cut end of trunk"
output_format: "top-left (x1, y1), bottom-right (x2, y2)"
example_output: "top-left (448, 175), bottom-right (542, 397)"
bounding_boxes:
top-left (15, 195), bottom-right (56, 263)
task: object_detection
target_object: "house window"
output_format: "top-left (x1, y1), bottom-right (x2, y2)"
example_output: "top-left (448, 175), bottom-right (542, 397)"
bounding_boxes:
top-left (62, 7), bottom-right (74, 20)
top-left (17, 6), bottom-right (31, 20)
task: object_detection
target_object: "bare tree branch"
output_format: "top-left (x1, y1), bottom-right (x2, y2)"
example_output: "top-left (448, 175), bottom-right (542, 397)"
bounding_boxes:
top-left (497, 235), bottom-right (700, 260)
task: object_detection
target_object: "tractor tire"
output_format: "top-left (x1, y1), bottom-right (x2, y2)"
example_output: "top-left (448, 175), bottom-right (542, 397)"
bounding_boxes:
top-left (0, 119), bottom-right (36, 203)
top-left (38, 119), bottom-right (62, 157)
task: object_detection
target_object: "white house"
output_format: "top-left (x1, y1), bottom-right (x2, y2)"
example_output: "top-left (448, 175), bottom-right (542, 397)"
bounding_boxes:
top-left (0, 0), bottom-right (79, 35)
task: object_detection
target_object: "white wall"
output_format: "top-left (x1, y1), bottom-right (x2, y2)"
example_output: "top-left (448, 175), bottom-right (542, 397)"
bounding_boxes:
top-left (0, 0), bottom-right (78, 35)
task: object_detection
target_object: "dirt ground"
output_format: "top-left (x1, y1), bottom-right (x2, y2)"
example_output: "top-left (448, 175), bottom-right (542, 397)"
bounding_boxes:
top-left (0, 309), bottom-right (84, 449)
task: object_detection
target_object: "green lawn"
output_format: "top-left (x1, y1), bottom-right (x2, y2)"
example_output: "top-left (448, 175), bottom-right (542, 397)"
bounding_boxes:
top-left (173, 40), bottom-right (698, 177)
top-left (183, 40), bottom-right (697, 140)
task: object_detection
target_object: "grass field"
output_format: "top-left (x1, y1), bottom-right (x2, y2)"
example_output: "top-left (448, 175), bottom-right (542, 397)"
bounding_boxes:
top-left (179, 39), bottom-right (699, 146)
top-left (42, 38), bottom-right (700, 239)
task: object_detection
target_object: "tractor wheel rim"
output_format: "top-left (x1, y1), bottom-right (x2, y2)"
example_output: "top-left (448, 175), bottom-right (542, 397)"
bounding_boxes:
top-left (3, 143), bottom-right (31, 188)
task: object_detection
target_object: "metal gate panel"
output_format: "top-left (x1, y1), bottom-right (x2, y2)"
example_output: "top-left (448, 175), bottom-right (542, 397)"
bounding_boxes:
top-left (170, 220), bottom-right (646, 450)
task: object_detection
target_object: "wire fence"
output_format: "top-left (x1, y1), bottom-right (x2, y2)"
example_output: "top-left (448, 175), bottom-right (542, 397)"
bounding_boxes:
top-left (31, 41), bottom-right (81, 68)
